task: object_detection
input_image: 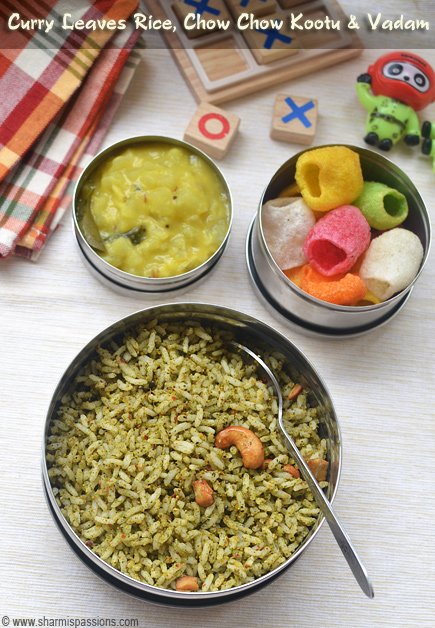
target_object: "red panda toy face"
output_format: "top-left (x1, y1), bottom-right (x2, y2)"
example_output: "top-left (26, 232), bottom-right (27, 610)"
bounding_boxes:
top-left (368, 51), bottom-right (435, 111)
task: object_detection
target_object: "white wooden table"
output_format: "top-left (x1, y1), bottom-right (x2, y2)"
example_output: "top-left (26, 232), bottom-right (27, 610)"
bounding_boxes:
top-left (1, 20), bottom-right (434, 628)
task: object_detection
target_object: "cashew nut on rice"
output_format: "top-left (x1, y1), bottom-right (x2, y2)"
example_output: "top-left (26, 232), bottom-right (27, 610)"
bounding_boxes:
top-left (175, 576), bottom-right (199, 592)
top-left (192, 479), bottom-right (214, 507)
top-left (283, 463), bottom-right (300, 478)
top-left (307, 457), bottom-right (329, 481)
top-left (215, 426), bottom-right (264, 469)
top-left (288, 384), bottom-right (303, 400)
top-left (261, 458), bottom-right (300, 478)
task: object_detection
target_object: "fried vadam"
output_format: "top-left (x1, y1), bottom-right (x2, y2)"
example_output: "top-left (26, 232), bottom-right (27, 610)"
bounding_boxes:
top-left (262, 146), bottom-right (423, 306)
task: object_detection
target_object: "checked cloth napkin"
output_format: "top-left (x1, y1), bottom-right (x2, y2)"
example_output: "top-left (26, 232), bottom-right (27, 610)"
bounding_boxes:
top-left (0, 0), bottom-right (145, 259)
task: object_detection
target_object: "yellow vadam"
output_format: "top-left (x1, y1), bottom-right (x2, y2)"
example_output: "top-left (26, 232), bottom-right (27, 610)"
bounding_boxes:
top-left (78, 143), bottom-right (230, 278)
top-left (295, 146), bottom-right (364, 212)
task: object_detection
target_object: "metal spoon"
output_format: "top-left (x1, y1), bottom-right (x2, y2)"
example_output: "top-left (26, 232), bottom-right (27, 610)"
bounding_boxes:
top-left (227, 340), bottom-right (374, 599)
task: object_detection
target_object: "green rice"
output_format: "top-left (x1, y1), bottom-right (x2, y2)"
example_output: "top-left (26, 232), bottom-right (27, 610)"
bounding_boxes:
top-left (46, 319), bottom-right (327, 592)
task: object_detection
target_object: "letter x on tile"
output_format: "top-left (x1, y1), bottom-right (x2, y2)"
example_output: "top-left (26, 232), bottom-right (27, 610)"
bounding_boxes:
top-left (240, 0), bottom-right (268, 6)
top-left (184, 0), bottom-right (220, 16)
top-left (282, 97), bottom-right (315, 128)
top-left (255, 27), bottom-right (293, 49)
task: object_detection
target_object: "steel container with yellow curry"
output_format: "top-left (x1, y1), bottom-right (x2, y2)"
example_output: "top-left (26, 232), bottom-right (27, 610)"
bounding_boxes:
top-left (74, 136), bottom-right (233, 297)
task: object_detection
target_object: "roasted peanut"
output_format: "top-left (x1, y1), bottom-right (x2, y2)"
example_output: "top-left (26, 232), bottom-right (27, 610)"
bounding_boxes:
top-left (283, 463), bottom-right (300, 478)
top-left (288, 384), bottom-right (303, 400)
top-left (307, 457), bottom-right (328, 481)
top-left (261, 458), bottom-right (300, 478)
top-left (192, 479), bottom-right (214, 507)
top-left (215, 426), bottom-right (264, 469)
top-left (175, 576), bottom-right (199, 592)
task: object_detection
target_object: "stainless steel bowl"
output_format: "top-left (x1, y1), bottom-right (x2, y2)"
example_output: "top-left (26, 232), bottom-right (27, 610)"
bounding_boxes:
top-left (73, 136), bottom-right (233, 298)
top-left (247, 145), bottom-right (431, 338)
top-left (42, 303), bottom-right (342, 607)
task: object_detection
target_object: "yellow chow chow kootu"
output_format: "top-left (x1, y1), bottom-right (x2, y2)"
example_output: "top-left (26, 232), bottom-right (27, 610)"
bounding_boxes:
top-left (77, 143), bottom-right (231, 278)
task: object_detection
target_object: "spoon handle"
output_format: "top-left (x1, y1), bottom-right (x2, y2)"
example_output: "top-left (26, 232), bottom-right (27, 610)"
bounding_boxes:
top-left (226, 341), bottom-right (374, 598)
top-left (279, 430), bottom-right (374, 599)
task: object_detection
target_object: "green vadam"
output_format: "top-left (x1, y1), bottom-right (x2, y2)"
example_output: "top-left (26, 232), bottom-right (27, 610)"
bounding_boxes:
top-left (353, 181), bottom-right (408, 230)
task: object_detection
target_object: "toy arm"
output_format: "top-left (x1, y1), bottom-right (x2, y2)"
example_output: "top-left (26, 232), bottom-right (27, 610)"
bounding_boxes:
top-left (356, 82), bottom-right (378, 112)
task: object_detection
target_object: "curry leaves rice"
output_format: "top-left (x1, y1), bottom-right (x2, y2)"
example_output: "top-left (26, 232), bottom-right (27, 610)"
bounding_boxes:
top-left (47, 320), bottom-right (328, 592)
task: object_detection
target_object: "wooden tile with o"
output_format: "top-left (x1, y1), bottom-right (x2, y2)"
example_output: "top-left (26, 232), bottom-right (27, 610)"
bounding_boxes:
top-left (184, 101), bottom-right (240, 159)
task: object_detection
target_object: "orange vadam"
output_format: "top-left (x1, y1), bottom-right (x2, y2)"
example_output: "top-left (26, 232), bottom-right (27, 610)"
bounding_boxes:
top-left (300, 265), bottom-right (367, 306)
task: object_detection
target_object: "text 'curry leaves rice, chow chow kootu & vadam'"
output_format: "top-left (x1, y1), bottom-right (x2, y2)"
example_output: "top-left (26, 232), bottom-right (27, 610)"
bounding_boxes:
top-left (46, 319), bottom-right (328, 592)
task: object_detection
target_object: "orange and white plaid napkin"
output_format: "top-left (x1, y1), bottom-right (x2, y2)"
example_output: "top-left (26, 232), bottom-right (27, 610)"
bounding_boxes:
top-left (0, 0), bottom-right (144, 259)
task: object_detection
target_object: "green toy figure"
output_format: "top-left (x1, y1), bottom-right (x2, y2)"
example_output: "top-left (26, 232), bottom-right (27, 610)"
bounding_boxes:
top-left (356, 51), bottom-right (435, 151)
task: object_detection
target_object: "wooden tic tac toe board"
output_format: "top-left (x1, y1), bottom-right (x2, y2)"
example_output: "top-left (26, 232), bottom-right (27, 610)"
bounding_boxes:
top-left (145, 0), bottom-right (362, 104)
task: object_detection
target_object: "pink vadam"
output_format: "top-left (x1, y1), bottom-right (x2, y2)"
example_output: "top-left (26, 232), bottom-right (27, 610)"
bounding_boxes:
top-left (303, 205), bottom-right (371, 276)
